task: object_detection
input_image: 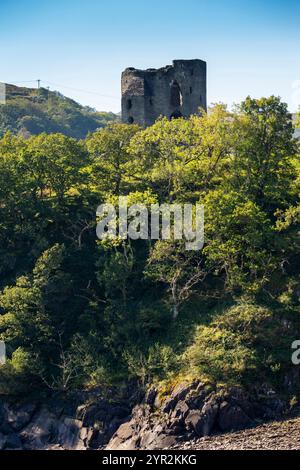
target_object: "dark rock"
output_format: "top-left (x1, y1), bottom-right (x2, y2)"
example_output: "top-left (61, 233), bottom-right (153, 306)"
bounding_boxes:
top-left (77, 400), bottom-right (129, 428)
top-left (171, 401), bottom-right (190, 422)
top-left (0, 432), bottom-right (6, 450)
top-left (132, 404), bottom-right (150, 420)
top-left (116, 420), bottom-right (135, 441)
top-left (187, 385), bottom-right (213, 409)
top-left (5, 433), bottom-right (22, 450)
top-left (171, 382), bottom-right (198, 402)
top-left (260, 398), bottom-right (285, 420)
top-left (110, 405), bottom-right (130, 419)
top-left (185, 397), bottom-right (219, 437)
top-left (145, 388), bottom-right (157, 407)
top-left (0, 421), bottom-right (12, 435)
top-left (139, 430), bottom-right (157, 449)
top-left (218, 402), bottom-right (252, 432)
top-left (168, 418), bottom-right (184, 434)
top-left (0, 381), bottom-right (289, 451)
top-left (85, 428), bottom-right (100, 449)
top-left (77, 403), bottom-right (98, 426)
top-left (57, 417), bottom-right (87, 450)
top-left (284, 369), bottom-right (300, 392)
top-left (107, 419), bottom-right (137, 450)
top-left (5, 403), bottom-right (37, 432)
top-left (20, 407), bottom-right (58, 449)
top-left (107, 422), bottom-right (139, 451)
top-left (106, 416), bottom-right (127, 438)
top-left (265, 397), bottom-right (285, 415)
top-left (144, 433), bottom-right (178, 450)
top-left (0, 401), bottom-right (12, 434)
top-left (161, 397), bottom-right (177, 413)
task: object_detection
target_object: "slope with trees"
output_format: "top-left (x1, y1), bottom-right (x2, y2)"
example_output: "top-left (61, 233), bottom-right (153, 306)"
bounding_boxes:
top-left (0, 84), bottom-right (119, 139)
top-left (0, 97), bottom-right (299, 408)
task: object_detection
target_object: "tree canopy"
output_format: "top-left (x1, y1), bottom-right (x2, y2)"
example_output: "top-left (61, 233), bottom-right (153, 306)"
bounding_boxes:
top-left (0, 96), bottom-right (299, 398)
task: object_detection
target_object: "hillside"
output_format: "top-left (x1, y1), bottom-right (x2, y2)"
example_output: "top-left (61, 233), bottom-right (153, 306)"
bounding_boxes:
top-left (0, 96), bottom-right (299, 450)
top-left (0, 83), bottom-right (119, 139)
top-left (293, 113), bottom-right (300, 138)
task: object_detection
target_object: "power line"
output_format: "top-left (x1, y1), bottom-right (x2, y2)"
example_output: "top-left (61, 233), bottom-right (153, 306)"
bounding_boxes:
top-left (2, 79), bottom-right (120, 100)
top-left (43, 80), bottom-right (120, 100)
top-left (4, 80), bottom-right (38, 84)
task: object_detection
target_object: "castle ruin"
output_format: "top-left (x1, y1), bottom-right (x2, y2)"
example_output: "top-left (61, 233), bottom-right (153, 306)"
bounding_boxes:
top-left (121, 59), bottom-right (207, 127)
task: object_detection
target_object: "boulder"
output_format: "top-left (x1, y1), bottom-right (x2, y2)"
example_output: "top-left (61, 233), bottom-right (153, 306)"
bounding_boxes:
top-left (185, 397), bottom-right (219, 437)
top-left (20, 407), bottom-right (58, 449)
top-left (141, 432), bottom-right (178, 450)
top-left (0, 401), bottom-right (12, 434)
top-left (5, 403), bottom-right (37, 432)
top-left (167, 418), bottom-right (184, 434)
top-left (144, 388), bottom-right (157, 407)
top-left (0, 433), bottom-right (6, 450)
top-left (187, 384), bottom-right (214, 409)
top-left (110, 435), bottom-right (140, 450)
top-left (114, 420), bottom-right (136, 441)
top-left (106, 420), bottom-right (137, 450)
top-left (76, 400), bottom-right (129, 427)
top-left (185, 410), bottom-right (211, 437)
top-left (5, 433), bottom-right (23, 450)
top-left (57, 417), bottom-right (88, 450)
top-left (217, 402), bottom-right (252, 432)
top-left (171, 401), bottom-right (190, 422)
top-left (161, 397), bottom-right (177, 413)
top-left (171, 382), bottom-right (197, 402)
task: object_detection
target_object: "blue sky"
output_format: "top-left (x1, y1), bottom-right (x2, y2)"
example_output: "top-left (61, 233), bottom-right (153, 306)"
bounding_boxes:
top-left (1, 0), bottom-right (300, 113)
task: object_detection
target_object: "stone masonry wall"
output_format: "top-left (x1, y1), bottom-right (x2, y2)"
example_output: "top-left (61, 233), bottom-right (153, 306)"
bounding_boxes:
top-left (121, 59), bottom-right (207, 127)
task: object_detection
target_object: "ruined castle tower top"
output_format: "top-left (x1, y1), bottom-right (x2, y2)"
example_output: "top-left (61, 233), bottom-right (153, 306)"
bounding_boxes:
top-left (121, 59), bottom-right (207, 127)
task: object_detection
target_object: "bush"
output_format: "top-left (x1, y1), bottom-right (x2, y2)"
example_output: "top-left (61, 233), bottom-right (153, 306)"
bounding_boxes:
top-left (123, 343), bottom-right (177, 387)
top-left (182, 302), bottom-right (297, 388)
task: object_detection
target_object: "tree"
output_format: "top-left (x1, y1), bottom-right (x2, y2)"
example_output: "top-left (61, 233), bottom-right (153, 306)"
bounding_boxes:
top-left (203, 189), bottom-right (277, 293)
top-left (21, 133), bottom-right (88, 201)
top-left (86, 123), bottom-right (140, 195)
top-left (128, 106), bottom-right (233, 201)
top-left (295, 109), bottom-right (300, 129)
top-left (0, 244), bottom-right (74, 387)
top-left (145, 240), bottom-right (207, 319)
top-left (229, 96), bottom-right (297, 211)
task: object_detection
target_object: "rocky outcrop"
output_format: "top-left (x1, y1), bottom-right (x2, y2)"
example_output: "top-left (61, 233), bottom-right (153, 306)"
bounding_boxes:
top-left (105, 382), bottom-right (287, 450)
top-left (0, 395), bottom-right (130, 450)
top-left (0, 382), bottom-right (288, 450)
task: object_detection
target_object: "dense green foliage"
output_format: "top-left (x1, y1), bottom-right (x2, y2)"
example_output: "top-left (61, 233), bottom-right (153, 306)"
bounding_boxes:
top-left (0, 96), bottom-right (299, 399)
top-left (0, 84), bottom-right (118, 139)
top-left (295, 110), bottom-right (300, 128)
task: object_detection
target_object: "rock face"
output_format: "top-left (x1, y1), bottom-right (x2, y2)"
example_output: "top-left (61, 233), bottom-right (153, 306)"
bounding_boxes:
top-left (105, 383), bottom-right (286, 450)
top-left (218, 402), bottom-right (252, 432)
top-left (0, 383), bottom-right (287, 450)
top-left (0, 395), bottom-right (130, 450)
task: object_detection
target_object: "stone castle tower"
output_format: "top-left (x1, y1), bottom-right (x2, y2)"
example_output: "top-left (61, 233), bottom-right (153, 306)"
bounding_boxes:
top-left (121, 59), bottom-right (207, 127)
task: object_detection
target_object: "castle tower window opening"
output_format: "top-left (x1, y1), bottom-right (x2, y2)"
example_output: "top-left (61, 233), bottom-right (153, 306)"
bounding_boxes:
top-left (170, 80), bottom-right (183, 108)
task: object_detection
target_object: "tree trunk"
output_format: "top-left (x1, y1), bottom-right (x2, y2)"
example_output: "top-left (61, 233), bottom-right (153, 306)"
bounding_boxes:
top-left (172, 302), bottom-right (179, 320)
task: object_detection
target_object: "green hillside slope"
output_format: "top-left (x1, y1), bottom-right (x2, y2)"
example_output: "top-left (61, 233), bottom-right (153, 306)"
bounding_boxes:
top-left (0, 83), bottom-right (119, 139)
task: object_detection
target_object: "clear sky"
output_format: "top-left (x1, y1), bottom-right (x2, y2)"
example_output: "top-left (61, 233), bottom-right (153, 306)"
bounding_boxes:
top-left (1, 0), bottom-right (299, 113)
